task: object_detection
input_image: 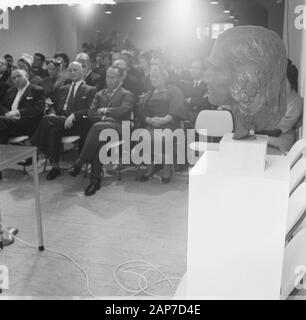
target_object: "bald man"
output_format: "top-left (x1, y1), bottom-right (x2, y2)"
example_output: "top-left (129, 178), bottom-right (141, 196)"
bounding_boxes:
top-left (31, 61), bottom-right (96, 180)
top-left (0, 68), bottom-right (45, 144)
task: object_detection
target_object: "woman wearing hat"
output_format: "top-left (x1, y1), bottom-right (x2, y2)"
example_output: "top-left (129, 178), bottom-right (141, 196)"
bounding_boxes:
top-left (17, 53), bottom-right (42, 85)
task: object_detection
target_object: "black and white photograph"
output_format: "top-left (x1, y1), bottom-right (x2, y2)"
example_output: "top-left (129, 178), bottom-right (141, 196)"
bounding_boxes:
top-left (0, 0), bottom-right (305, 302)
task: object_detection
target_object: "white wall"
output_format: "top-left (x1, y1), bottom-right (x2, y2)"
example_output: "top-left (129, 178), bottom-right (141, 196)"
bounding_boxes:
top-left (0, 6), bottom-right (57, 61)
top-left (53, 5), bottom-right (78, 59)
top-left (0, 5), bottom-right (80, 63)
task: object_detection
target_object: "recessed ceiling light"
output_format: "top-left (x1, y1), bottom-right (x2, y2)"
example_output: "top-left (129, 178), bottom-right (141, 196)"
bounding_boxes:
top-left (224, 4), bottom-right (230, 13)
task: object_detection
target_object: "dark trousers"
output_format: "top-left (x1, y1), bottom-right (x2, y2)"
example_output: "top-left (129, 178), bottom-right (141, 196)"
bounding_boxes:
top-left (31, 115), bottom-right (91, 164)
top-left (79, 121), bottom-right (120, 181)
top-left (0, 116), bottom-right (40, 144)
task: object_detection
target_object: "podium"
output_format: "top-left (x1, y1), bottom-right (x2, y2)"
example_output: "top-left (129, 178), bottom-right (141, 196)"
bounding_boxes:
top-left (176, 134), bottom-right (290, 299)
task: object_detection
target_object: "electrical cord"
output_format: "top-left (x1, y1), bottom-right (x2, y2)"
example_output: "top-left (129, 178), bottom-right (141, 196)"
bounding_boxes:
top-left (113, 260), bottom-right (181, 297)
top-left (0, 225), bottom-right (181, 298)
top-left (0, 224), bottom-right (96, 297)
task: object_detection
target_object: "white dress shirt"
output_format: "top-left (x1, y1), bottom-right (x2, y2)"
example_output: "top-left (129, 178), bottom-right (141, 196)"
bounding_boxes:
top-left (63, 80), bottom-right (83, 111)
top-left (11, 83), bottom-right (29, 112)
top-left (193, 79), bottom-right (202, 88)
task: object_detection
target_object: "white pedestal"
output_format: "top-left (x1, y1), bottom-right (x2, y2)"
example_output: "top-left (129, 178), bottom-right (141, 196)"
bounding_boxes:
top-left (176, 149), bottom-right (289, 300)
top-left (219, 133), bottom-right (268, 174)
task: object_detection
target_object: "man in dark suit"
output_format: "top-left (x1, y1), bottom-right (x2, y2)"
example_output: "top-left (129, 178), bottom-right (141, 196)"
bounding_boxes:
top-left (0, 69), bottom-right (45, 144)
top-left (180, 60), bottom-right (217, 125)
top-left (113, 59), bottom-right (144, 100)
top-left (69, 65), bottom-right (134, 196)
top-left (31, 61), bottom-right (96, 180)
top-left (76, 52), bottom-right (104, 91)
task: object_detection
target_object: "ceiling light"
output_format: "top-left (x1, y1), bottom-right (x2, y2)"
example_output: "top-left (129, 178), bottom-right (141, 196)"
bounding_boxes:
top-left (223, 3), bottom-right (230, 13)
top-left (105, 4), bottom-right (112, 14)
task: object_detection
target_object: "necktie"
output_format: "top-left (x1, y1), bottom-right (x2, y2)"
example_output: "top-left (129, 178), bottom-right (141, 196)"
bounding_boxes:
top-left (66, 83), bottom-right (76, 114)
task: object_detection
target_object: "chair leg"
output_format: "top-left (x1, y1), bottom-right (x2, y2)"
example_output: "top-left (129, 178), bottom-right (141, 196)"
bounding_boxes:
top-left (23, 166), bottom-right (27, 175)
top-left (118, 166), bottom-right (122, 181)
top-left (172, 164), bottom-right (175, 181)
top-left (84, 163), bottom-right (89, 178)
top-left (61, 144), bottom-right (64, 161)
top-left (43, 157), bottom-right (48, 173)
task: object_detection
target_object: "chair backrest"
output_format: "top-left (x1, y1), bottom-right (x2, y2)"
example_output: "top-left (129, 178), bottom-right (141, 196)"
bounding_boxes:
top-left (289, 157), bottom-right (306, 195)
top-left (281, 228), bottom-right (306, 299)
top-left (286, 139), bottom-right (306, 169)
top-left (195, 110), bottom-right (234, 138)
top-left (287, 182), bottom-right (306, 235)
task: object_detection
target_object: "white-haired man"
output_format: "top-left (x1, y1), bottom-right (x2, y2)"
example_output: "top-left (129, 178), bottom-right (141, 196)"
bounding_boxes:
top-left (0, 68), bottom-right (45, 144)
top-left (76, 52), bottom-right (104, 90)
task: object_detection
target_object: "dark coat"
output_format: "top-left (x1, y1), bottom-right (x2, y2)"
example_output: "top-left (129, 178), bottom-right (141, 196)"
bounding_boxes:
top-left (53, 82), bottom-right (96, 121)
top-left (88, 86), bottom-right (134, 125)
top-left (0, 83), bottom-right (45, 119)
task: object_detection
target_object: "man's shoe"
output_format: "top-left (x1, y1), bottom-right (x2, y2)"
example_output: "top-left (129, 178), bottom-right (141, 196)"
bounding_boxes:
top-left (68, 164), bottom-right (82, 177)
top-left (6, 227), bottom-right (19, 236)
top-left (84, 181), bottom-right (101, 196)
top-left (2, 233), bottom-right (14, 247)
top-left (46, 167), bottom-right (61, 180)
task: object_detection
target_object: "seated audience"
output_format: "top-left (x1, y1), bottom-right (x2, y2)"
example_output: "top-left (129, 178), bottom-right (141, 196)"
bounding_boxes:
top-left (112, 50), bottom-right (122, 62)
top-left (32, 53), bottom-right (49, 79)
top-left (17, 54), bottom-right (42, 85)
top-left (38, 58), bottom-right (62, 102)
top-left (0, 59), bottom-right (11, 100)
top-left (95, 31), bottom-right (107, 54)
top-left (181, 60), bottom-right (217, 125)
top-left (76, 52), bottom-right (104, 91)
top-left (113, 58), bottom-right (144, 100)
top-left (93, 52), bottom-right (106, 75)
top-left (68, 65), bottom-right (134, 196)
top-left (150, 51), bottom-right (166, 68)
top-left (121, 50), bottom-right (142, 80)
top-left (81, 42), bottom-right (95, 59)
top-left (30, 61), bottom-right (96, 180)
top-left (2, 54), bottom-right (15, 85)
top-left (137, 64), bottom-right (187, 183)
top-left (54, 52), bottom-right (70, 85)
top-left (167, 53), bottom-right (192, 87)
top-left (0, 68), bottom-right (45, 144)
top-left (93, 51), bottom-right (112, 89)
top-left (103, 31), bottom-right (120, 52)
top-left (257, 60), bottom-right (303, 154)
top-left (4, 54), bottom-right (15, 71)
top-left (138, 51), bottom-right (152, 92)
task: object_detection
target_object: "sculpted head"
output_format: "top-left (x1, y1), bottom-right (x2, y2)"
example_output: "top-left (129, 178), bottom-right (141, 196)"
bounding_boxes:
top-left (206, 26), bottom-right (287, 140)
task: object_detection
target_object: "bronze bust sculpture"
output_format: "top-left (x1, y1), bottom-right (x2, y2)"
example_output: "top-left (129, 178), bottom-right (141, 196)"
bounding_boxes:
top-left (206, 26), bottom-right (287, 140)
